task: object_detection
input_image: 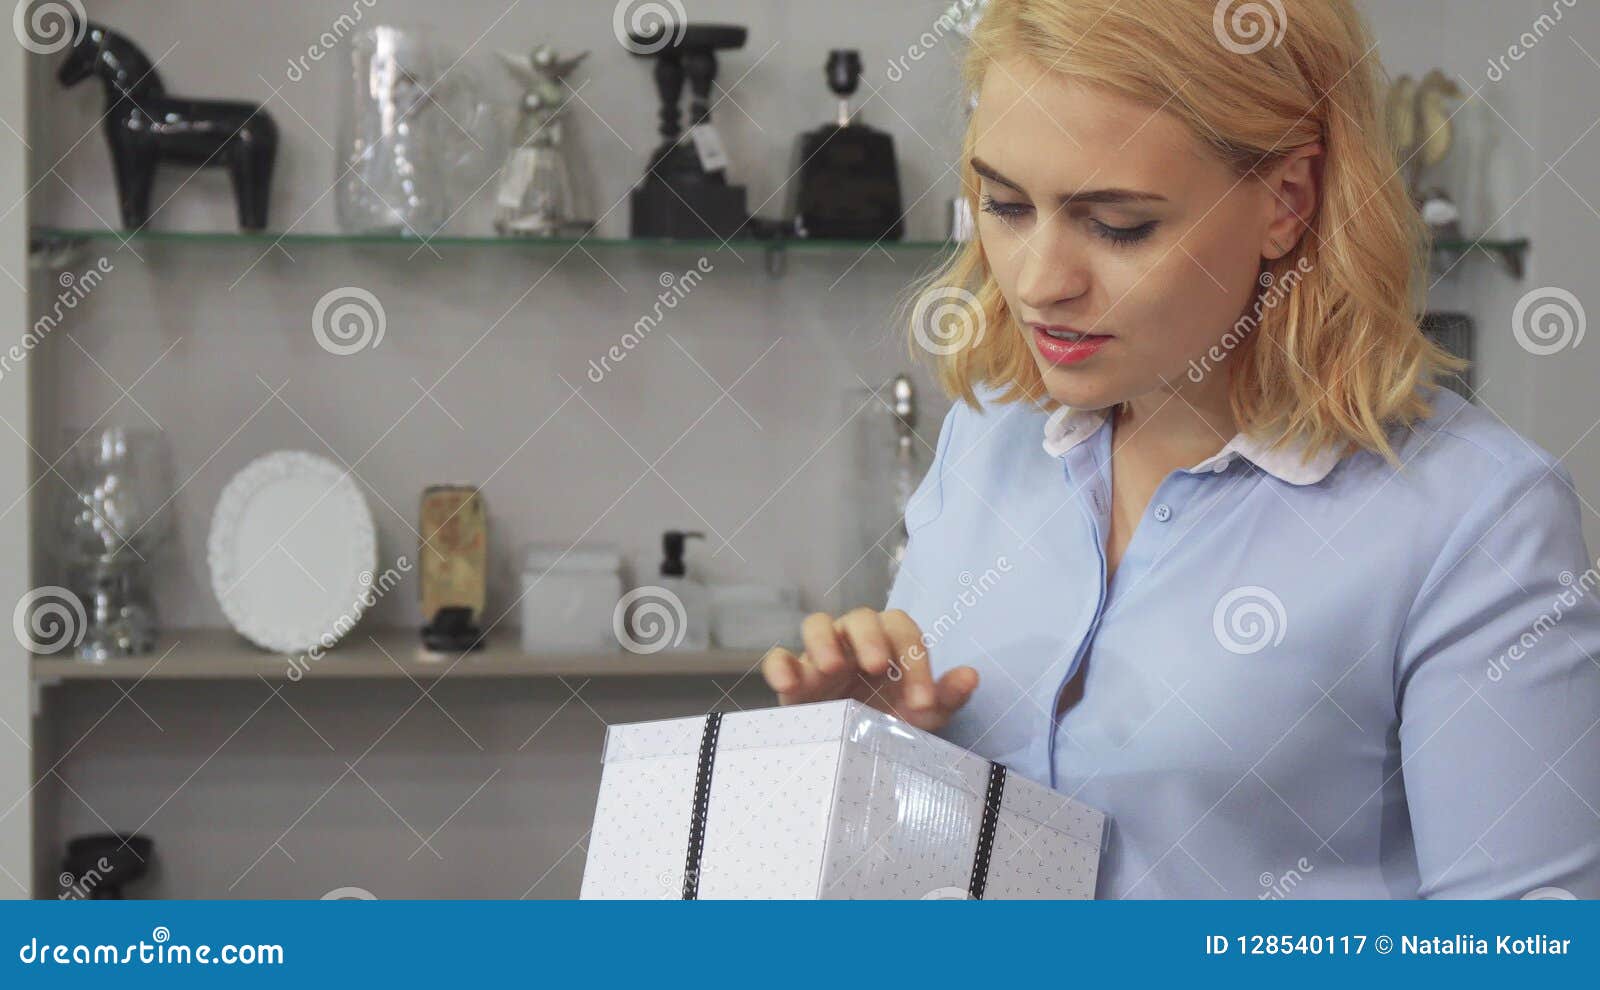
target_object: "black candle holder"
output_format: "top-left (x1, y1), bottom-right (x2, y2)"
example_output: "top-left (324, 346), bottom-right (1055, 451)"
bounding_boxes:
top-left (628, 23), bottom-right (750, 240)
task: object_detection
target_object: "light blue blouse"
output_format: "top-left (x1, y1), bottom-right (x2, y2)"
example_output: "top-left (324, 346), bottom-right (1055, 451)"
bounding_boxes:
top-left (885, 385), bottom-right (1600, 899)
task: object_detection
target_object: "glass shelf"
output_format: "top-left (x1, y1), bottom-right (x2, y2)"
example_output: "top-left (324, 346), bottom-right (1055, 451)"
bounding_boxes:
top-left (29, 226), bottom-right (958, 276)
top-left (1429, 236), bottom-right (1530, 279)
top-left (30, 227), bottom-right (1531, 277)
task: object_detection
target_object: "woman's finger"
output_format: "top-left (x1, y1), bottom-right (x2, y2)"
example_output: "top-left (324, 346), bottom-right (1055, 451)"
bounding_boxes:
top-left (837, 607), bottom-right (894, 679)
top-left (934, 665), bottom-right (980, 715)
top-left (800, 612), bottom-right (851, 678)
top-left (761, 646), bottom-right (804, 700)
top-left (880, 609), bottom-right (936, 713)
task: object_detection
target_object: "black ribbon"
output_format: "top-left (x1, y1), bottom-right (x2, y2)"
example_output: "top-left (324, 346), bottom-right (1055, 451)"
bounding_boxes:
top-left (678, 712), bottom-right (1007, 900)
top-left (968, 761), bottom-right (1007, 900)
top-left (681, 712), bottom-right (722, 899)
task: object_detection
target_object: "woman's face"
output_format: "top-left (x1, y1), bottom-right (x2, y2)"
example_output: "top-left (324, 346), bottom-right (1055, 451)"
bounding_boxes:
top-left (970, 56), bottom-right (1313, 412)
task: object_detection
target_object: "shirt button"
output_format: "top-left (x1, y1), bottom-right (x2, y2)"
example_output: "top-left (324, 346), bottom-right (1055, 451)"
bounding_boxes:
top-left (1153, 503), bottom-right (1172, 522)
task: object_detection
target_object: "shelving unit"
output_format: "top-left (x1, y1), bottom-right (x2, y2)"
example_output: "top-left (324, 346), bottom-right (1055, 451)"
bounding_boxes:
top-left (31, 227), bottom-right (1533, 278)
top-left (1430, 236), bottom-right (1531, 279)
top-left (28, 226), bottom-right (958, 277)
top-left (31, 628), bottom-right (765, 681)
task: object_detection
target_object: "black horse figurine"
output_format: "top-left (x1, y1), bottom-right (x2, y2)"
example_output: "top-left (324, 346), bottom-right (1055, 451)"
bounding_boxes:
top-left (57, 20), bottom-right (279, 231)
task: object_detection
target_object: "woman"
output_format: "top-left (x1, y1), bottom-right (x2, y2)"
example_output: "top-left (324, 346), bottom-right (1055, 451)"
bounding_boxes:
top-left (763, 0), bottom-right (1600, 899)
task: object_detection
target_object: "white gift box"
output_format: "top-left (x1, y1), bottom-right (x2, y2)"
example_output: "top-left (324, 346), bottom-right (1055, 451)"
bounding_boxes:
top-left (580, 699), bottom-right (1108, 899)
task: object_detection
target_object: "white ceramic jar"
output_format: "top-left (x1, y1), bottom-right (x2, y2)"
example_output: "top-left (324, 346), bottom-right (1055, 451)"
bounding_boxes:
top-left (520, 544), bottom-right (624, 653)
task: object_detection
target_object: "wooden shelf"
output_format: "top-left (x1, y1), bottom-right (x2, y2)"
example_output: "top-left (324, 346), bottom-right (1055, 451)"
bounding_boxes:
top-left (31, 627), bottom-right (765, 681)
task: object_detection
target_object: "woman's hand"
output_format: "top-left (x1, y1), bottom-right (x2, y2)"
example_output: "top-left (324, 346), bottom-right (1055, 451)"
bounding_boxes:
top-left (760, 608), bottom-right (979, 732)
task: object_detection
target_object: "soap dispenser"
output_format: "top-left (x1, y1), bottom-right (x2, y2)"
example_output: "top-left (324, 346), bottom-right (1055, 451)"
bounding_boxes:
top-left (658, 529), bottom-right (709, 651)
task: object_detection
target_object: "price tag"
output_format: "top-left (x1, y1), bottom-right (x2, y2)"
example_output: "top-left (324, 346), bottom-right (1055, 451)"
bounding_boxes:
top-left (687, 123), bottom-right (730, 173)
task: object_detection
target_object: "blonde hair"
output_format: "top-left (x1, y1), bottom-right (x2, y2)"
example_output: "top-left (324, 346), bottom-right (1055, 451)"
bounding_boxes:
top-left (909, 0), bottom-right (1466, 468)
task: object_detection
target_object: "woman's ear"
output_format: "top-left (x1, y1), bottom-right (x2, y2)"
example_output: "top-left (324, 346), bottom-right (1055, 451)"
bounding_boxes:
top-left (1262, 142), bottom-right (1323, 260)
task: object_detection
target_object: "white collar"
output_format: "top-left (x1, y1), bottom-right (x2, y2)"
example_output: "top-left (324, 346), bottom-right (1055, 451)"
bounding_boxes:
top-left (1041, 405), bottom-right (1344, 486)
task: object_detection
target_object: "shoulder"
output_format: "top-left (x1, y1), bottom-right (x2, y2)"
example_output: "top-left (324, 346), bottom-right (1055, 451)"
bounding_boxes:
top-left (929, 382), bottom-right (1055, 464)
top-left (1373, 387), bottom-right (1573, 495)
top-left (1355, 388), bottom-right (1583, 569)
top-left (906, 383), bottom-right (1056, 530)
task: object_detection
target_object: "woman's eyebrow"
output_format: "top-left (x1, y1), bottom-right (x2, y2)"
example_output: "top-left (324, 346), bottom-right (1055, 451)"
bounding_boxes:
top-left (970, 157), bottom-right (1168, 206)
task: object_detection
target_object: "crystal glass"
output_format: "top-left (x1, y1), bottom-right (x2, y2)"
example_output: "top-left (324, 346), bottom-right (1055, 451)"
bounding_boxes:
top-left (54, 426), bottom-right (171, 659)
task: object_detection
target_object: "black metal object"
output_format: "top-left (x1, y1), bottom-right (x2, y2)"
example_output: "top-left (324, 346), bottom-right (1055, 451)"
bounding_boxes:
top-left (1421, 311), bottom-right (1475, 400)
top-left (791, 50), bottom-right (905, 242)
top-left (57, 19), bottom-right (279, 231)
top-left (61, 833), bottom-right (153, 899)
top-left (628, 24), bottom-right (750, 240)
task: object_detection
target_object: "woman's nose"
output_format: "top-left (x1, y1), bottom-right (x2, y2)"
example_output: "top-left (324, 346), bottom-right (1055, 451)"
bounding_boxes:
top-left (1015, 225), bottom-right (1091, 314)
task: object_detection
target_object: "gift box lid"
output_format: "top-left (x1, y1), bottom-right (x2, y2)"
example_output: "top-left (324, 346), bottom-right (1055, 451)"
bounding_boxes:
top-left (600, 698), bottom-right (1105, 847)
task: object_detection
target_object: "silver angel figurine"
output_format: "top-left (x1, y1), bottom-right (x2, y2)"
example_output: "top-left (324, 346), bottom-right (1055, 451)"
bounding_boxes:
top-left (494, 46), bottom-right (593, 237)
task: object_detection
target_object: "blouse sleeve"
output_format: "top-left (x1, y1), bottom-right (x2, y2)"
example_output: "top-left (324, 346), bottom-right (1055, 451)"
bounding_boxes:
top-left (883, 399), bottom-right (961, 615)
top-left (1395, 453), bottom-right (1600, 898)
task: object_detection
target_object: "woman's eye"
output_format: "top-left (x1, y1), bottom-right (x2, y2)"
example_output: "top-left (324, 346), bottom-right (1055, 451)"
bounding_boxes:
top-left (1092, 219), bottom-right (1158, 247)
top-left (979, 194), bottom-right (1031, 220)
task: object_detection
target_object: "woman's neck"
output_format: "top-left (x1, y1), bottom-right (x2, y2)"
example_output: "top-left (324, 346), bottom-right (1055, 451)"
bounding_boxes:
top-left (1112, 384), bottom-right (1238, 472)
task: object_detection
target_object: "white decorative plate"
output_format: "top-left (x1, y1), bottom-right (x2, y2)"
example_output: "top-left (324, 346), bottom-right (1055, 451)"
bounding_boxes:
top-left (207, 451), bottom-right (378, 653)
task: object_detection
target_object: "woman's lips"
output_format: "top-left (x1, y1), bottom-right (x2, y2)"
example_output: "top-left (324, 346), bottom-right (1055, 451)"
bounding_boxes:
top-left (1031, 325), bottom-right (1112, 365)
